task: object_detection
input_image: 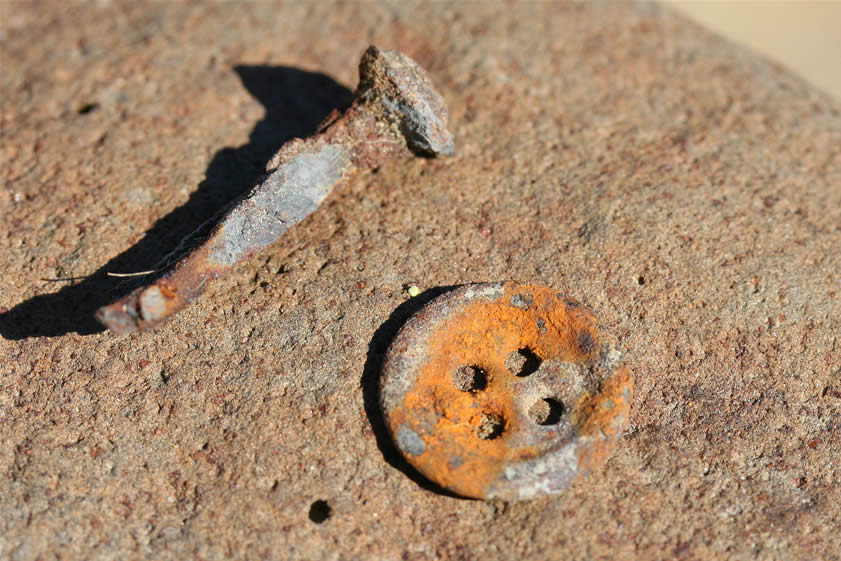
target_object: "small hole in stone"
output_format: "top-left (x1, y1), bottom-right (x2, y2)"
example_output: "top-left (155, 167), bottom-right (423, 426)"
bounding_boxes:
top-left (637, 276), bottom-right (646, 285)
top-left (77, 102), bottom-right (99, 115)
top-left (528, 398), bottom-right (565, 425)
top-left (477, 412), bottom-right (505, 440)
top-left (452, 365), bottom-right (487, 391)
top-left (505, 348), bottom-right (541, 377)
top-left (308, 499), bottom-right (331, 524)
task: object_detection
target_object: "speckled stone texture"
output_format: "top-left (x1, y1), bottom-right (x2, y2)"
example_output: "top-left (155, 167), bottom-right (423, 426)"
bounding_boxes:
top-left (1, 2), bottom-right (839, 560)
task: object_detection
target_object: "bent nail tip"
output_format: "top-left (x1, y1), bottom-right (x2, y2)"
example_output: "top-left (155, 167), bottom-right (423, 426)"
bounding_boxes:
top-left (95, 304), bottom-right (138, 335)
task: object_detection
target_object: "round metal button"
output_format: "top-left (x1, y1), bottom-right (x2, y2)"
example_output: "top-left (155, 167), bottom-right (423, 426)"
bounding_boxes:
top-left (379, 282), bottom-right (633, 500)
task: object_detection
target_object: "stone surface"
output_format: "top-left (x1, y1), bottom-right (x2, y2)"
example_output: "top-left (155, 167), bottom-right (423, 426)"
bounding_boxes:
top-left (1, 1), bottom-right (840, 560)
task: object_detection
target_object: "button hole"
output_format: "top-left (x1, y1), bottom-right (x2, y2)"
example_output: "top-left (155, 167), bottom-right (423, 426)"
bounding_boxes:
top-left (528, 397), bottom-right (565, 425)
top-left (476, 412), bottom-right (505, 440)
top-left (505, 347), bottom-right (541, 377)
top-left (452, 365), bottom-right (487, 391)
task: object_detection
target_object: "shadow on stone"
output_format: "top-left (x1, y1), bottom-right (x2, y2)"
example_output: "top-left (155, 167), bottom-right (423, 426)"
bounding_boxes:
top-left (360, 285), bottom-right (467, 500)
top-left (0, 65), bottom-right (353, 339)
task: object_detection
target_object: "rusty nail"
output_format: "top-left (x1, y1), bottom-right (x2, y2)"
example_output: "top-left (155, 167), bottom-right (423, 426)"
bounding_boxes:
top-left (96, 46), bottom-right (455, 334)
top-left (379, 282), bottom-right (634, 501)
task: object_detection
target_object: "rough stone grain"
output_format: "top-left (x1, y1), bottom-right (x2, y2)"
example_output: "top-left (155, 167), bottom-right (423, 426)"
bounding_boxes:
top-left (1, 1), bottom-right (839, 560)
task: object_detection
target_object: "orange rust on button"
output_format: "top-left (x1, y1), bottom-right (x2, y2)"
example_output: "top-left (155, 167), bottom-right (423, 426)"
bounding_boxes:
top-left (574, 366), bottom-right (634, 477)
top-left (382, 283), bottom-right (631, 499)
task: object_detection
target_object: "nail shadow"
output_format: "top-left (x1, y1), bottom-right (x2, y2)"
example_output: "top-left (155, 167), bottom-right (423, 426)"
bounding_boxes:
top-left (0, 65), bottom-right (353, 339)
top-left (360, 285), bottom-right (468, 500)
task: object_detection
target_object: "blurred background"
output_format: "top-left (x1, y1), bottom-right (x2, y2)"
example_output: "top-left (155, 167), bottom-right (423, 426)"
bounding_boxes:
top-left (665, 1), bottom-right (841, 101)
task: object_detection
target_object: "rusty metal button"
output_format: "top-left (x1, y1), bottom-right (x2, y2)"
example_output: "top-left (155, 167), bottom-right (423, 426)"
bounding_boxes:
top-left (379, 282), bottom-right (633, 500)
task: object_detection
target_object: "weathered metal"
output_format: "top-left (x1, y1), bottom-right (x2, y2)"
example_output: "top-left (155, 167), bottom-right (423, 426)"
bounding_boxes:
top-left (97, 46), bottom-right (455, 334)
top-left (379, 282), bottom-right (633, 501)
